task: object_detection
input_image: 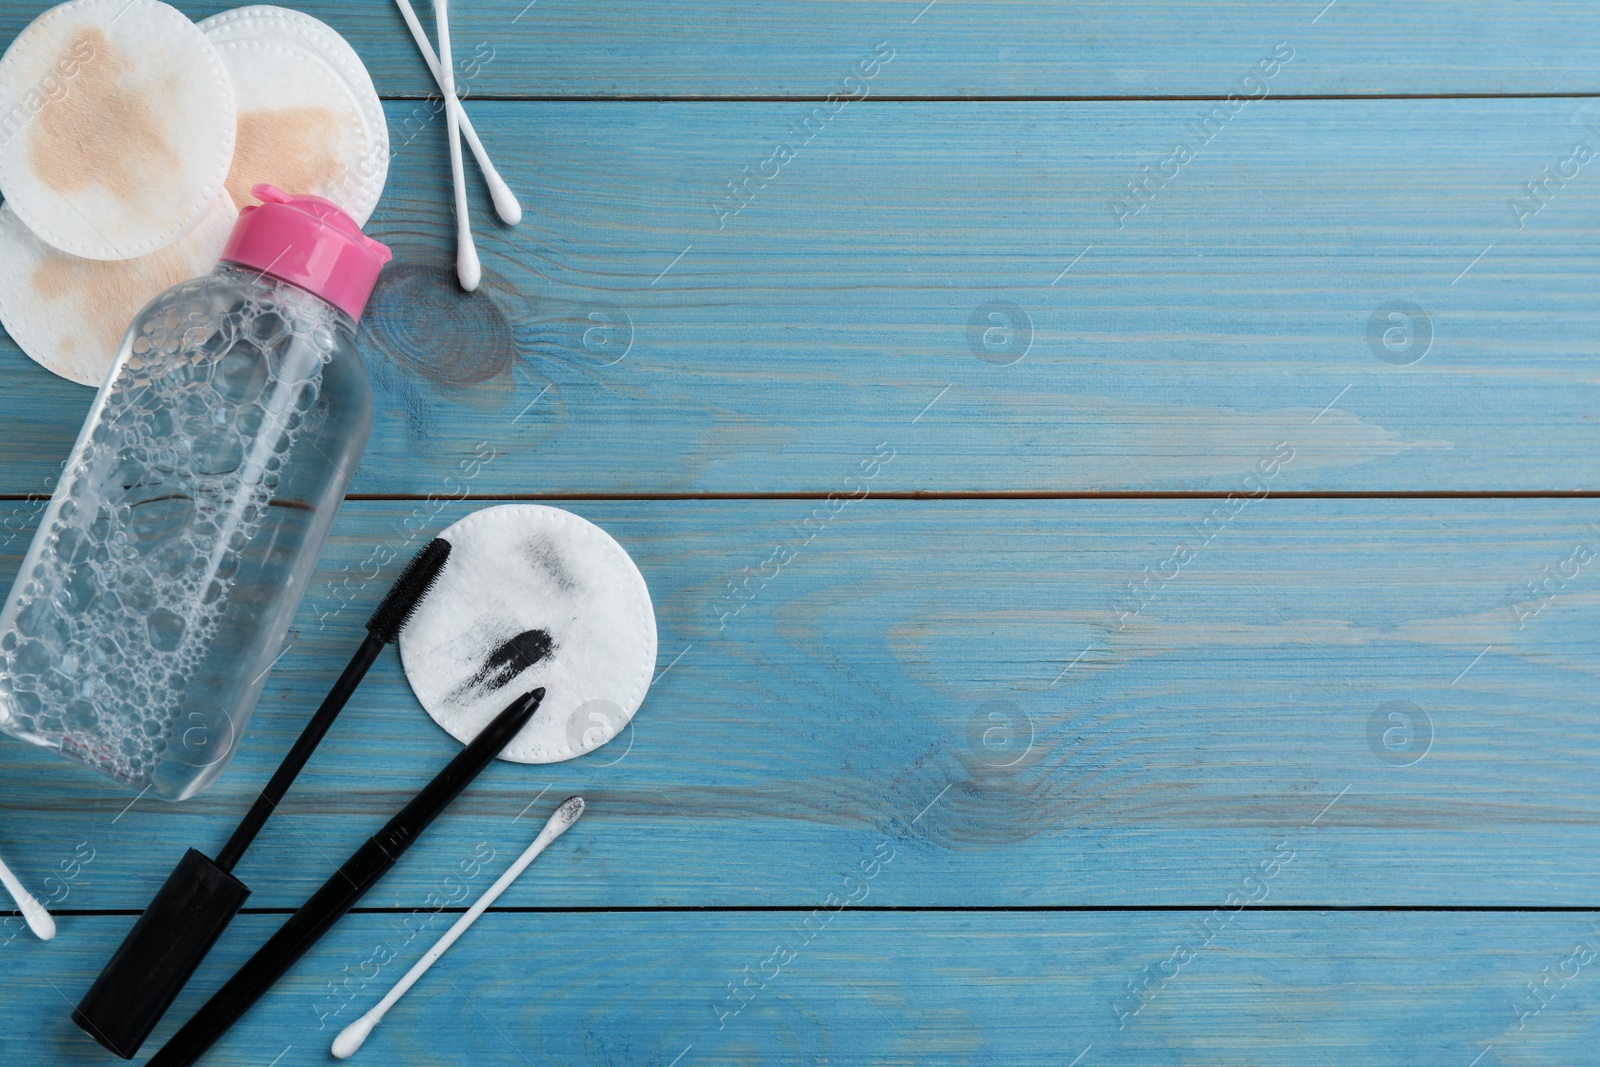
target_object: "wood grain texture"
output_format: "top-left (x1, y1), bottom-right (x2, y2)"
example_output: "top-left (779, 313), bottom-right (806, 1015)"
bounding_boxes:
top-left (8, 98), bottom-right (1600, 493)
top-left (3, 0), bottom-right (1600, 98)
top-left (3, 498), bottom-right (1598, 910)
top-left (0, 2), bottom-right (1596, 1064)
top-left (3, 911), bottom-right (1598, 1066)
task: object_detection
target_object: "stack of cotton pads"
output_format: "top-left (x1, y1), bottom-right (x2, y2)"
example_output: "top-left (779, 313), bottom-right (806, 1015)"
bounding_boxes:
top-left (0, 0), bottom-right (387, 386)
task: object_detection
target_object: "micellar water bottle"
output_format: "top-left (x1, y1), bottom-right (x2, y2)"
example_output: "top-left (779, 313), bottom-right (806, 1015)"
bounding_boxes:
top-left (0, 185), bottom-right (391, 801)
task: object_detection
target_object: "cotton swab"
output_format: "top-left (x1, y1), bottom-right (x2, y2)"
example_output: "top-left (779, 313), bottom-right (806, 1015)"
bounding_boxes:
top-left (391, 0), bottom-right (521, 225)
top-left (0, 850), bottom-right (55, 940)
top-left (330, 796), bottom-right (585, 1059)
top-left (433, 0), bottom-right (481, 291)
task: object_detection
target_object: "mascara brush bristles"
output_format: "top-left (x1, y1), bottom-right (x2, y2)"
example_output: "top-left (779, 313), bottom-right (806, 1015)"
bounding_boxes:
top-left (367, 538), bottom-right (452, 643)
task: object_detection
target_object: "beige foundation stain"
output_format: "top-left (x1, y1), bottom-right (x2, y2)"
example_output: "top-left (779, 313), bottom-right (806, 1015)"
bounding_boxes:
top-left (225, 107), bottom-right (343, 208)
top-left (32, 242), bottom-right (196, 362)
top-left (31, 26), bottom-right (182, 206)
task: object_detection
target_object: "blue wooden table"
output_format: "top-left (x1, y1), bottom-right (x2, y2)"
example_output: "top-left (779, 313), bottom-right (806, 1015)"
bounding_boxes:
top-left (4, 1), bottom-right (1600, 1063)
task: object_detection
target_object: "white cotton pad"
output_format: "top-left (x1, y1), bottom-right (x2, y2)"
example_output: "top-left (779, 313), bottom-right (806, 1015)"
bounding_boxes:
top-left (400, 506), bottom-right (658, 764)
top-left (0, 191), bottom-right (236, 385)
top-left (198, 6), bottom-right (388, 224)
top-left (0, 0), bottom-right (236, 260)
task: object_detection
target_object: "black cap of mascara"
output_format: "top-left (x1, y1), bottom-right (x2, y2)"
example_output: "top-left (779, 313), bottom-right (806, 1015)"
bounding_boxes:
top-left (72, 538), bottom-right (451, 1059)
top-left (72, 850), bottom-right (249, 1058)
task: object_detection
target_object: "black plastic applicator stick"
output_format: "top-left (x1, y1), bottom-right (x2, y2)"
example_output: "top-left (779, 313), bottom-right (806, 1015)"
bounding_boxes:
top-left (147, 687), bottom-right (546, 1067)
top-left (71, 537), bottom-right (452, 1061)
top-left (215, 537), bottom-right (451, 871)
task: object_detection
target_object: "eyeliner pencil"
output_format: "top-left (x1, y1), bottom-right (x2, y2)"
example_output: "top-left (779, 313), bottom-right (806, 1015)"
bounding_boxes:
top-left (147, 687), bottom-right (545, 1067)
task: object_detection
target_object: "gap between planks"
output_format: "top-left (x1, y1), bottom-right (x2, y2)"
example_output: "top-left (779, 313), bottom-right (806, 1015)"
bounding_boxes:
top-left (24, 905), bottom-right (1600, 918)
top-left (374, 92), bottom-right (1600, 102)
top-left (331, 490), bottom-right (1600, 501)
top-left (8, 491), bottom-right (1600, 503)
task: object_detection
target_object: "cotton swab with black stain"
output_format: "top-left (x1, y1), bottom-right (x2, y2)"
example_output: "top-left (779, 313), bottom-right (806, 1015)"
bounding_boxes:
top-left (331, 796), bottom-right (585, 1059)
top-left (434, 0), bottom-right (481, 291)
top-left (391, 0), bottom-right (521, 225)
top-left (0, 850), bottom-right (53, 940)
top-left (71, 538), bottom-right (453, 1060)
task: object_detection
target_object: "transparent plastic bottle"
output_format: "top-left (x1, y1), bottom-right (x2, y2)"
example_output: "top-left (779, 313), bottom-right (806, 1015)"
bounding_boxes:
top-left (0, 185), bottom-right (391, 800)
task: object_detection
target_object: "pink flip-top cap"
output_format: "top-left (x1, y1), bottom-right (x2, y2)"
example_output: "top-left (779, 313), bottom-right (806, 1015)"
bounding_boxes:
top-left (220, 184), bottom-right (392, 321)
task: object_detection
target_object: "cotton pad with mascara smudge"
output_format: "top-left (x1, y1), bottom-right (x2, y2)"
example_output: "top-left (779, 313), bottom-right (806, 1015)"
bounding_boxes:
top-left (0, 191), bottom-right (237, 385)
top-left (198, 6), bottom-right (388, 224)
top-left (0, 0), bottom-right (236, 261)
top-left (400, 506), bottom-right (658, 764)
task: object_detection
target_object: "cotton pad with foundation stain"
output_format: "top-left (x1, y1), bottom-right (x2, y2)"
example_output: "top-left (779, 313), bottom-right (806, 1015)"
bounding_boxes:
top-left (0, 192), bottom-right (236, 385)
top-left (0, 0), bottom-right (236, 260)
top-left (199, 6), bottom-right (388, 225)
top-left (400, 505), bottom-right (658, 763)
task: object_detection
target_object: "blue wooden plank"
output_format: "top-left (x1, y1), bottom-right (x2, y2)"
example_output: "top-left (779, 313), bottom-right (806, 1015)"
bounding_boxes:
top-left (1, 910), bottom-right (1597, 1065)
top-left (6, 99), bottom-right (1600, 493)
top-left (3, 497), bottom-right (1599, 910)
top-left (3, 0), bottom-right (1599, 98)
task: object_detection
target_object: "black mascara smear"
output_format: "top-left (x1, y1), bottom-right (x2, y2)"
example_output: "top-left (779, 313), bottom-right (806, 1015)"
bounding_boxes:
top-left (471, 629), bottom-right (555, 691)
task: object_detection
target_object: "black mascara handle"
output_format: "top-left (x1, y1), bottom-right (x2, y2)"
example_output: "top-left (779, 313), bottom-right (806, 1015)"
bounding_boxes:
top-left (147, 687), bottom-right (544, 1067)
top-left (214, 538), bottom-right (451, 873)
top-left (213, 635), bottom-right (384, 872)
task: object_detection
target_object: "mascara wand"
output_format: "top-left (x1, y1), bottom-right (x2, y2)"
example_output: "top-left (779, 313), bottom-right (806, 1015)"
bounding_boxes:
top-left (72, 538), bottom-right (453, 1060)
top-left (217, 537), bottom-right (452, 869)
